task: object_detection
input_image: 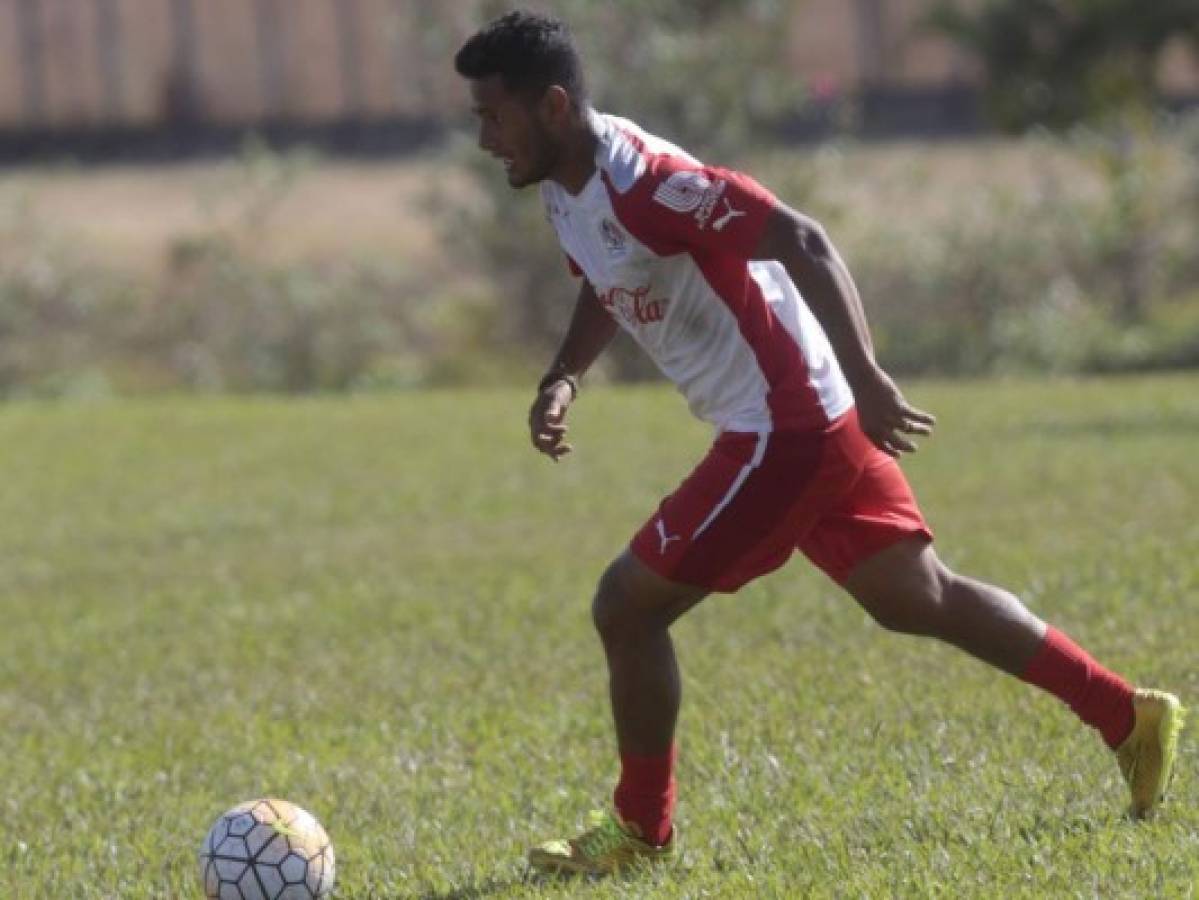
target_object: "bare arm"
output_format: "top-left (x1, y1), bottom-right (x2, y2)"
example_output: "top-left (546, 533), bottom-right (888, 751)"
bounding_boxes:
top-left (544, 279), bottom-right (618, 383)
top-left (754, 204), bottom-right (934, 456)
top-left (529, 279), bottom-right (617, 461)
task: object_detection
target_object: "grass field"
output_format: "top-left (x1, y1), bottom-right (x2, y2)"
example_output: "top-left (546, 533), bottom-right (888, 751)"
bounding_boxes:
top-left (1, 375), bottom-right (1196, 898)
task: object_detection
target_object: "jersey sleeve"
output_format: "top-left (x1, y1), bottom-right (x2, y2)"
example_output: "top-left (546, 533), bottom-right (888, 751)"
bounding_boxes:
top-left (608, 157), bottom-right (778, 259)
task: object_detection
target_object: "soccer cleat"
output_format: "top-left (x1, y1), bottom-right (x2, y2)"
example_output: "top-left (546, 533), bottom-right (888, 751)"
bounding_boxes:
top-left (1116, 689), bottom-right (1185, 820)
top-left (527, 810), bottom-right (674, 876)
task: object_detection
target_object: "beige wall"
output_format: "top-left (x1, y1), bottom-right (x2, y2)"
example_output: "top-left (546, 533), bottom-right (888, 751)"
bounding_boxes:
top-left (789, 0), bottom-right (1199, 91)
top-left (0, 0), bottom-right (1194, 128)
top-left (114, 0), bottom-right (173, 124)
top-left (1159, 36), bottom-right (1199, 93)
top-left (0, 0), bottom-right (23, 121)
top-left (790, 0), bottom-right (983, 90)
top-left (0, 0), bottom-right (438, 126)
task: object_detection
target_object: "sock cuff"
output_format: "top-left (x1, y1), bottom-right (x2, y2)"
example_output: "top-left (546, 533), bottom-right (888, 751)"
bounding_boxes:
top-left (619, 743), bottom-right (678, 773)
top-left (1021, 625), bottom-right (1075, 679)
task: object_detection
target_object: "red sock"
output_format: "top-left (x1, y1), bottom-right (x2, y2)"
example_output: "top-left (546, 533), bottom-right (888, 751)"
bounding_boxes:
top-left (1020, 626), bottom-right (1135, 749)
top-left (613, 744), bottom-right (676, 847)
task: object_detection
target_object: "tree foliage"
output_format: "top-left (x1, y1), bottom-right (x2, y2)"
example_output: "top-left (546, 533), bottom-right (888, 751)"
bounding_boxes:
top-left (928, 0), bottom-right (1199, 131)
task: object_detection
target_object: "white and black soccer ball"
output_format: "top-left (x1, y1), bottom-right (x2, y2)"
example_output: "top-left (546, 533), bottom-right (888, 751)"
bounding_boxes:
top-left (199, 799), bottom-right (335, 900)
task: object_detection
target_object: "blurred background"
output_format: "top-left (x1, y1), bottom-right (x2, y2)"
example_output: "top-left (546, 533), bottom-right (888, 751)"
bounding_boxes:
top-left (1, 0), bottom-right (1197, 397)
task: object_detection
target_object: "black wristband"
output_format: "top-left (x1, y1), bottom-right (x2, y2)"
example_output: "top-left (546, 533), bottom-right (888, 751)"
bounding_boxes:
top-left (537, 372), bottom-right (579, 400)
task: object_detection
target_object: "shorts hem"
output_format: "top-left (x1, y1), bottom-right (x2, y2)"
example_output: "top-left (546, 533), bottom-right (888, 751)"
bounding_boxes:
top-left (819, 526), bottom-right (934, 586)
top-left (628, 540), bottom-right (735, 593)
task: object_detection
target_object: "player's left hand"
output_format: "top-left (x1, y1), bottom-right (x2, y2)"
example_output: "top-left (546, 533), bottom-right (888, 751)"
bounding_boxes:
top-left (528, 379), bottom-right (575, 461)
top-left (853, 366), bottom-right (935, 457)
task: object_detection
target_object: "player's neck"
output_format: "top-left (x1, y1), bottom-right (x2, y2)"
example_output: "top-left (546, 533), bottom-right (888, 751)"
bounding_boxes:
top-left (548, 109), bottom-right (600, 197)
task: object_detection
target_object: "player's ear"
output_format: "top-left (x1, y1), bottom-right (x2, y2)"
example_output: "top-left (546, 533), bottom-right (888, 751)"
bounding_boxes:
top-left (540, 85), bottom-right (572, 126)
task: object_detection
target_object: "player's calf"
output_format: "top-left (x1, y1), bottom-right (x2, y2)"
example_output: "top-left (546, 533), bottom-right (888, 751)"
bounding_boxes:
top-left (846, 540), bottom-right (1048, 675)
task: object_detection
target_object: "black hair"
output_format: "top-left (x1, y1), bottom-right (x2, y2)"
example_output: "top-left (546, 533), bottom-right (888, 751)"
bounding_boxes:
top-left (454, 10), bottom-right (587, 106)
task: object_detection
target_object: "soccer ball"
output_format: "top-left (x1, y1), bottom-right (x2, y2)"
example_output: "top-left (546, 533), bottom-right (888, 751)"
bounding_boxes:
top-left (199, 799), bottom-right (335, 900)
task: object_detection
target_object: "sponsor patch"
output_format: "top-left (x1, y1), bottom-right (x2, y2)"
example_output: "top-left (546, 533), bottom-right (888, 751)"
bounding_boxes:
top-left (655, 170), bottom-right (732, 232)
top-left (653, 170), bottom-right (714, 213)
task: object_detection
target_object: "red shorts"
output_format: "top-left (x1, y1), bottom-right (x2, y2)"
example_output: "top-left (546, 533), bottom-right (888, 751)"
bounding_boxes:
top-left (629, 409), bottom-right (932, 592)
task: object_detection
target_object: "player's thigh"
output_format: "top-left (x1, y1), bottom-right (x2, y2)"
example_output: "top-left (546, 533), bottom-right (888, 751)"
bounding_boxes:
top-left (843, 535), bottom-right (943, 612)
top-left (798, 421), bottom-right (934, 587)
top-left (629, 430), bottom-right (829, 594)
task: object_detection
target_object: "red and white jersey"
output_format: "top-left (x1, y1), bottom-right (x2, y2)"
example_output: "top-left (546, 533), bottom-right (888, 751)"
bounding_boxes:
top-left (541, 111), bottom-right (854, 434)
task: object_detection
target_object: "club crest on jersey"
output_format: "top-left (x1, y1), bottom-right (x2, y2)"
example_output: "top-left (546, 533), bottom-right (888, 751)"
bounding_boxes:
top-left (599, 218), bottom-right (628, 258)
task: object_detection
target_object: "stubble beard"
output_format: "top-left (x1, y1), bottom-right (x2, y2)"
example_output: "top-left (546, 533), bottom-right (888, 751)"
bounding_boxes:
top-left (509, 123), bottom-right (562, 189)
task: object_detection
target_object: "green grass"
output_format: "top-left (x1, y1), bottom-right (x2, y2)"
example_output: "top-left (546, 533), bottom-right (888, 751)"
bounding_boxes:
top-left (1, 375), bottom-right (1196, 898)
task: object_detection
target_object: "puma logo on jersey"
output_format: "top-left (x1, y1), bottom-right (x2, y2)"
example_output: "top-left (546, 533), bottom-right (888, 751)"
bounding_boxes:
top-left (712, 199), bottom-right (747, 232)
top-left (656, 519), bottom-right (682, 555)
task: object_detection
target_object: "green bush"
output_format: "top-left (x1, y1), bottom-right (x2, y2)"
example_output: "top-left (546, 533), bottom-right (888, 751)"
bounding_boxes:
top-left (0, 144), bottom-right (505, 397)
top-left (0, 223), bottom-right (481, 397)
top-left (0, 216), bottom-right (133, 397)
top-left (450, 96), bottom-right (1198, 380)
top-left (784, 118), bottom-right (1199, 376)
top-left (0, 117), bottom-right (1196, 396)
top-left (1082, 295), bottom-right (1199, 372)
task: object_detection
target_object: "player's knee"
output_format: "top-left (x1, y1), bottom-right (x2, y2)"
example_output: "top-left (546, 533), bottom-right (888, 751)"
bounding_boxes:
top-left (592, 556), bottom-right (681, 642)
top-left (592, 560), bottom-right (637, 641)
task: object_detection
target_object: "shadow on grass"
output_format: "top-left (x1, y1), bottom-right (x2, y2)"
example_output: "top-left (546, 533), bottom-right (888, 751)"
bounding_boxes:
top-left (416, 870), bottom-right (573, 900)
top-left (415, 876), bottom-right (521, 899)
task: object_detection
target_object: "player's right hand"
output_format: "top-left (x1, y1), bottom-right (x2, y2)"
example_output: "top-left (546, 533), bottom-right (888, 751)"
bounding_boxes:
top-left (853, 365), bottom-right (935, 458)
top-left (528, 380), bottom-right (574, 461)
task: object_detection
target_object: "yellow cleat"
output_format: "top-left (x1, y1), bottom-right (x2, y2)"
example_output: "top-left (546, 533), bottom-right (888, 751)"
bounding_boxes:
top-left (527, 810), bottom-right (674, 876)
top-left (1116, 689), bottom-right (1185, 820)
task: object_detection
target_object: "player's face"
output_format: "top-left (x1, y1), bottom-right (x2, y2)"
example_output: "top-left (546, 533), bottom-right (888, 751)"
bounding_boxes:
top-left (470, 76), bottom-right (561, 189)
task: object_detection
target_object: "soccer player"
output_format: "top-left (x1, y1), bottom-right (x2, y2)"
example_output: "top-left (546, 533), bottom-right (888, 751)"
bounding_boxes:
top-left (454, 11), bottom-right (1184, 876)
